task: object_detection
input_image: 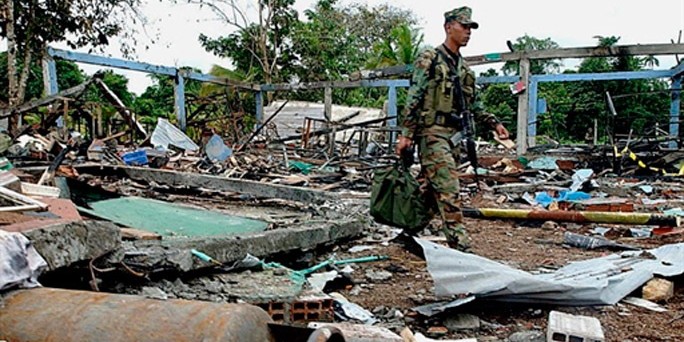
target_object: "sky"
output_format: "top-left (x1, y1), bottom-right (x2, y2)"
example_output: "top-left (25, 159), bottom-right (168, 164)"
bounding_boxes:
top-left (7, 0), bottom-right (684, 94)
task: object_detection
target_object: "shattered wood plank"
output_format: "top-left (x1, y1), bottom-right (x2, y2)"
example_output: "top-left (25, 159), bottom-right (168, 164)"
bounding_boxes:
top-left (0, 171), bottom-right (21, 192)
top-left (0, 204), bottom-right (44, 212)
top-left (120, 228), bottom-right (162, 241)
top-left (19, 182), bottom-right (61, 198)
top-left (0, 80), bottom-right (92, 118)
top-left (94, 78), bottom-right (147, 137)
top-left (271, 116), bottom-right (394, 144)
top-left (75, 165), bottom-right (336, 204)
top-left (0, 186), bottom-right (48, 211)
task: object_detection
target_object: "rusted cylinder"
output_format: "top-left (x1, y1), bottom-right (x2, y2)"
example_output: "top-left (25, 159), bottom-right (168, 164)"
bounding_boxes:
top-left (463, 208), bottom-right (680, 226)
top-left (0, 287), bottom-right (273, 342)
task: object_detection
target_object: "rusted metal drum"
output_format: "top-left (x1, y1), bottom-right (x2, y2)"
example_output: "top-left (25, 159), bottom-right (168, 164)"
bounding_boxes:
top-left (0, 287), bottom-right (273, 342)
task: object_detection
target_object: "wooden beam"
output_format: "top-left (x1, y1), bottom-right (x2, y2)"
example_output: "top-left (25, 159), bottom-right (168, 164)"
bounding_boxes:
top-left (94, 79), bottom-right (147, 137)
top-left (0, 81), bottom-right (92, 118)
top-left (466, 43), bottom-right (684, 66)
top-left (516, 58), bottom-right (530, 155)
top-left (0, 186), bottom-right (48, 211)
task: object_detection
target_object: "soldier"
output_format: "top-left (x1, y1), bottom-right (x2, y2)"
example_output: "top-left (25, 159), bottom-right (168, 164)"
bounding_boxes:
top-left (395, 6), bottom-right (509, 251)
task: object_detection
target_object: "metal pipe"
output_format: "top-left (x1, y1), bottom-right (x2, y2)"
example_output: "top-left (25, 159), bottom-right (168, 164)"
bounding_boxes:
top-left (0, 288), bottom-right (274, 342)
top-left (463, 208), bottom-right (680, 227)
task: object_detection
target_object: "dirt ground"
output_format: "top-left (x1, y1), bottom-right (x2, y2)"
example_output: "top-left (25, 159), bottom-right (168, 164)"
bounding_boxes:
top-left (333, 217), bottom-right (684, 341)
top-left (55, 176), bottom-right (684, 341)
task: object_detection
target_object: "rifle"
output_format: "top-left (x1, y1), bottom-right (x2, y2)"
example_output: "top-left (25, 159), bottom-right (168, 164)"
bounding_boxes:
top-left (452, 74), bottom-right (480, 191)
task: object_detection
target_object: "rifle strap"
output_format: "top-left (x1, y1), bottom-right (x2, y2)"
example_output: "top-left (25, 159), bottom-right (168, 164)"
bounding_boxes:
top-left (434, 46), bottom-right (467, 113)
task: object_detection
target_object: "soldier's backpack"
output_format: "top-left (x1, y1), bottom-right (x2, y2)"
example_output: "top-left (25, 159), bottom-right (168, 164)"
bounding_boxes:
top-left (370, 160), bottom-right (431, 230)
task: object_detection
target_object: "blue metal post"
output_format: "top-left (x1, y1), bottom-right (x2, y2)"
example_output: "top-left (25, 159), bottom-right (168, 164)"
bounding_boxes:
top-left (41, 54), bottom-right (60, 127)
top-left (670, 76), bottom-right (682, 149)
top-left (174, 72), bottom-right (186, 132)
top-left (42, 56), bottom-right (59, 96)
top-left (527, 80), bottom-right (538, 148)
top-left (387, 85), bottom-right (398, 144)
top-left (255, 91), bottom-right (264, 129)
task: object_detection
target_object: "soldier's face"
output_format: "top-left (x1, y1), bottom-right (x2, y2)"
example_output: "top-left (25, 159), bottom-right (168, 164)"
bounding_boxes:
top-left (446, 21), bottom-right (471, 47)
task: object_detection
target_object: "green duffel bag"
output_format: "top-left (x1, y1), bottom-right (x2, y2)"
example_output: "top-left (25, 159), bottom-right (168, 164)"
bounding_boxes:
top-left (370, 162), bottom-right (431, 230)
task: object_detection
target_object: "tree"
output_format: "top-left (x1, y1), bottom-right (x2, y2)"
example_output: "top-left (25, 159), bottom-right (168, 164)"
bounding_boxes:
top-left (0, 0), bottom-right (148, 131)
top-left (502, 35), bottom-right (561, 75)
top-left (0, 52), bottom-right (86, 105)
top-left (290, 0), bottom-right (359, 82)
top-left (339, 2), bottom-right (418, 57)
top-left (288, 0), bottom-right (419, 107)
top-left (366, 23), bottom-right (424, 68)
top-left (193, 0), bottom-right (299, 84)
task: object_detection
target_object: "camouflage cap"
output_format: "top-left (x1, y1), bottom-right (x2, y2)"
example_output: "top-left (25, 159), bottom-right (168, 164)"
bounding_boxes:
top-left (444, 6), bottom-right (479, 29)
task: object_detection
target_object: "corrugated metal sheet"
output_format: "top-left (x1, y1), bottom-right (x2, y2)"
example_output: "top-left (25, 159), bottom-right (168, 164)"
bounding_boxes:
top-left (263, 101), bottom-right (384, 141)
top-left (415, 238), bottom-right (684, 313)
top-left (150, 118), bottom-right (199, 152)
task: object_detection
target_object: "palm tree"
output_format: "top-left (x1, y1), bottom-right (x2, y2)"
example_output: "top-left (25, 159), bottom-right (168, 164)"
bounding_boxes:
top-left (366, 23), bottom-right (424, 68)
top-left (642, 55), bottom-right (660, 69)
top-left (502, 35), bottom-right (562, 75)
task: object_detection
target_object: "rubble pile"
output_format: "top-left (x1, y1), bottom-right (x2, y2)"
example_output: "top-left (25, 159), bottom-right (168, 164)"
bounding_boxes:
top-left (2, 112), bottom-right (684, 341)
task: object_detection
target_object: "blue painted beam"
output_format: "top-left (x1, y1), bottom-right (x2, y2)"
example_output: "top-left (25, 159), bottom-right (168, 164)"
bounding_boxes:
top-left (182, 70), bottom-right (259, 90)
top-left (48, 48), bottom-right (255, 89)
top-left (527, 80), bottom-right (538, 145)
top-left (255, 91), bottom-right (264, 127)
top-left (476, 75), bottom-right (518, 84)
top-left (670, 76), bottom-right (682, 149)
top-left (673, 61), bottom-right (684, 78)
top-left (387, 86), bottom-right (398, 144)
top-left (42, 56), bottom-right (59, 96)
top-left (259, 79), bottom-right (409, 91)
top-left (48, 47), bottom-right (177, 76)
top-left (174, 74), bottom-right (187, 131)
top-left (361, 79), bottom-right (409, 88)
top-left (532, 69), bottom-right (674, 83)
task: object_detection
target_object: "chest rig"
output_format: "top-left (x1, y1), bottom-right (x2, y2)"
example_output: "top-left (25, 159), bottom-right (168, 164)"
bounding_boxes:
top-left (419, 46), bottom-right (476, 127)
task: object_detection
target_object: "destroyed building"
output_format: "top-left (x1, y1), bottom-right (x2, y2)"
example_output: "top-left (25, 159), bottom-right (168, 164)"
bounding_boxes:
top-left (1, 39), bottom-right (684, 342)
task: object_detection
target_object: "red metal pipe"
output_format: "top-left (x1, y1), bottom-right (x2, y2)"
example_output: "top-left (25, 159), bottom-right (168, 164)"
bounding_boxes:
top-left (0, 288), bottom-right (274, 342)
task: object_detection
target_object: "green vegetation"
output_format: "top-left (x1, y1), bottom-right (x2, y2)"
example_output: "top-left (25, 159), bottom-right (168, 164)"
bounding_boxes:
top-left (1, 0), bottom-right (679, 144)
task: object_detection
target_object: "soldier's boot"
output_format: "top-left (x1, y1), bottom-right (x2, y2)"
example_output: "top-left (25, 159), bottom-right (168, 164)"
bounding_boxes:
top-left (444, 224), bottom-right (471, 252)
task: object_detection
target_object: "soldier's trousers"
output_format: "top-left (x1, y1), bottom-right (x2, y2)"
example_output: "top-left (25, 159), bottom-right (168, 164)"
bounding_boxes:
top-left (415, 133), bottom-right (467, 244)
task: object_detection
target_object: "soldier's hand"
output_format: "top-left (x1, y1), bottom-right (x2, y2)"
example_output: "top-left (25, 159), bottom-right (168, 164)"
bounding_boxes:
top-left (395, 136), bottom-right (413, 156)
top-left (494, 124), bottom-right (510, 140)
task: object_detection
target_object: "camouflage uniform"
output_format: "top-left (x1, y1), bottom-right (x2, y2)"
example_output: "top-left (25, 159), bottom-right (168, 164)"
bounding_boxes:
top-left (399, 7), bottom-right (498, 248)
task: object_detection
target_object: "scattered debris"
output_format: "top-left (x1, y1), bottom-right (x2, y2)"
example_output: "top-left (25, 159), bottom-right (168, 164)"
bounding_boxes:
top-left (547, 311), bottom-right (605, 342)
top-left (622, 296), bottom-right (669, 312)
top-left (416, 237), bottom-right (684, 307)
top-left (0, 230), bottom-right (47, 291)
top-left (2, 72), bottom-right (684, 342)
top-left (642, 278), bottom-right (675, 302)
top-left (563, 231), bottom-right (638, 250)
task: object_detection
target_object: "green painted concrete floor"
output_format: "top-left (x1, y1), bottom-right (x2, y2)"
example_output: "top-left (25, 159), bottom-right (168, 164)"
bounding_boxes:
top-left (78, 196), bottom-right (268, 237)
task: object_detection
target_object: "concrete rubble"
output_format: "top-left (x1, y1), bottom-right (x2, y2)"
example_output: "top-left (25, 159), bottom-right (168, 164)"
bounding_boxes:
top-left (2, 99), bottom-right (684, 341)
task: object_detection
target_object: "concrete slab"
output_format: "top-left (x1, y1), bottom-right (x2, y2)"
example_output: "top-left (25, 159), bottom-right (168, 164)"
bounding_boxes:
top-left (74, 164), bottom-right (336, 204)
top-left (114, 219), bottom-right (365, 272)
top-left (22, 220), bottom-right (121, 270)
